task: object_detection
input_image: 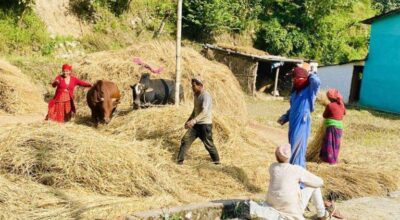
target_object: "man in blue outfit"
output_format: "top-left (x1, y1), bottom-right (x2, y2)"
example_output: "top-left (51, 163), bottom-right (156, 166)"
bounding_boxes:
top-left (277, 66), bottom-right (320, 169)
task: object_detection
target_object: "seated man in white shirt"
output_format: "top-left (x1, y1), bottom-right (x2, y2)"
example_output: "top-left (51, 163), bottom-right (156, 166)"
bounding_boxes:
top-left (265, 144), bottom-right (343, 220)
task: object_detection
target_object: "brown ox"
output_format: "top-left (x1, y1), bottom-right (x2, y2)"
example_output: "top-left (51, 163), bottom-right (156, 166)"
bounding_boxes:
top-left (87, 80), bottom-right (121, 125)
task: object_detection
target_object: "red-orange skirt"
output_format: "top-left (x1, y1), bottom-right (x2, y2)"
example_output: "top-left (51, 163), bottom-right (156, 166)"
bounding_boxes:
top-left (46, 92), bottom-right (73, 123)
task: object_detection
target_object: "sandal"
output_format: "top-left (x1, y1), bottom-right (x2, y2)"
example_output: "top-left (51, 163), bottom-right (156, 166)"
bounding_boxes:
top-left (325, 200), bottom-right (345, 219)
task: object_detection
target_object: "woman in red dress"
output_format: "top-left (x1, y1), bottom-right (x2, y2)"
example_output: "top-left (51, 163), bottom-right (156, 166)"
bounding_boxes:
top-left (46, 64), bottom-right (92, 123)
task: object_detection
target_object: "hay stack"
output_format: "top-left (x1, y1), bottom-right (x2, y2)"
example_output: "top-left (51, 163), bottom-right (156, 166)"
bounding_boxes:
top-left (0, 117), bottom-right (270, 218)
top-left (306, 91), bottom-right (330, 162)
top-left (0, 59), bottom-right (46, 115)
top-left (0, 123), bottom-right (179, 197)
top-left (72, 41), bottom-right (247, 123)
top-left (0, 41), bottom-right (270, 219)
top-left (308, 163), bottom-right (398, 200)
top-left (306, 123), bottom-right (325, 162)
top-left (0, 174), bottom-right (71, 219)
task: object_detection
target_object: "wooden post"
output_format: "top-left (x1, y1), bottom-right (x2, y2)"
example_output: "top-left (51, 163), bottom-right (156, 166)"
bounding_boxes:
top-left (175, 0), bottom-right (183, 106)
top-left (252, 62), bottom-right (259, 96)
top-left (273, 67), bottom-right (280, 97)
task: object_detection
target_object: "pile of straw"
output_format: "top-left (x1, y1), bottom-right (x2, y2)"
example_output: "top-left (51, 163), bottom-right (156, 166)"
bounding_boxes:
top-left (308, 163), bottom-right (398, 200)
top-left (0, 42), bottom-right (397, 219)
top-left (0, 42), bottom-right (272, 218)
top-left (72, 41), bottom-right (247, 123)
top-left (0, 117), bottom-right (269, 218)
top-left (0, 59), bottom-right (46, 115)
top-left (0, 123), bottom-right (179, 197)
top-left (306, 91), bottom-right (330, 162)
top-left (306, 123), bottom-right (325, 162)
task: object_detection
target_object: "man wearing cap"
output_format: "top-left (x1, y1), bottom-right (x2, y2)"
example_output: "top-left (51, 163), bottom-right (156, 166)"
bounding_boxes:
top-left (278, 67), bottom-right (320, 171)
top-left (265, 144), bottom-right (343, 220)
top-left (177, 76), bottom-right (220, 165)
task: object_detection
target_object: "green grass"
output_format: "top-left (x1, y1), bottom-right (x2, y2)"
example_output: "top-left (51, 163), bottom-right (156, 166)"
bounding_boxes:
top-left (0, 1), bottom-right (176, 56)
top-left (0, 9), bottom-right (50, 56)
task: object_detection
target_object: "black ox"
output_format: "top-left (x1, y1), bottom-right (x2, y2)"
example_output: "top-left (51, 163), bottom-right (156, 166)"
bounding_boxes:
top-left (130, 73), bottom-right (184, 109)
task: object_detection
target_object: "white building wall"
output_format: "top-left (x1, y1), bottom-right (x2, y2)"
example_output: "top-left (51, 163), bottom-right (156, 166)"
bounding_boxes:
top-left (318, 64), bottom-right (354, 103)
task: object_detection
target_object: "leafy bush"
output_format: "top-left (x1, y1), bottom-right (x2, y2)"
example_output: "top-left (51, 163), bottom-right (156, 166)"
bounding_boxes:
top-left (254, 0), bottom-right (375, 64)
top-left (0, 9), bottom-right (50, 56)
top-left (373, 0), bottom-right (400, 13)
top-left (70, 0), bottom-right (132, 18)
top-left (183, 0), bottom-right (262, 41)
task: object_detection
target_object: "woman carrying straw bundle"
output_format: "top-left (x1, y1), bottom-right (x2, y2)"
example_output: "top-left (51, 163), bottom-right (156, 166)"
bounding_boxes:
top-left (46, 64), bottom-right (92, 123)
top-left (319, 89), bottom-right (346, 165)
top-left (278, 66), bottom-right (320, 171)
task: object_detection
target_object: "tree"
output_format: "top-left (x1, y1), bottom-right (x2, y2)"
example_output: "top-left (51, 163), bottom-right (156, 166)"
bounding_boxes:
top-left (373, 0), bottom-right (400, 13)
top-left (182, 0), bottom-right (262, 41)
top-left (255, 0), bottom-right (375, 64)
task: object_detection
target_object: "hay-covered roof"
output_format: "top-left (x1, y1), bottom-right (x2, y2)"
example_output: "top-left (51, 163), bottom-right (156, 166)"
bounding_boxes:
top-left (204, 44), bottom-right (303, 63)
top-left (216, 44), bottom-right (268, 56)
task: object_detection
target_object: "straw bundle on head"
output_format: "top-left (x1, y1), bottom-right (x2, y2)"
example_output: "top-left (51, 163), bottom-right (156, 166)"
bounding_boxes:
top-left (316, 89), bottom-right (331, 107)
top-left (0, 60), bottom-right (46, 115)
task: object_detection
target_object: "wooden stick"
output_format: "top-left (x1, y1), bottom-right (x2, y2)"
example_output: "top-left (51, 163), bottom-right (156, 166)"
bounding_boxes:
top-left (175, 0), bottom-right (183, 106)
top-left (273, 67), bottom-right (280, 97)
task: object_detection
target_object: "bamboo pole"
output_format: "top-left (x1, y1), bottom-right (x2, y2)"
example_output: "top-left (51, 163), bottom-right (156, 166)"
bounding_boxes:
top-left (273, 67), bottom-right (280, 97)
top-left (175, 0), bottom-right (183, 106)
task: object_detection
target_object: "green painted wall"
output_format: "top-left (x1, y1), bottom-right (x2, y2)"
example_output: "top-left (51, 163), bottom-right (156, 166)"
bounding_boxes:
top-left (360, 14), bottom-right (400, 113)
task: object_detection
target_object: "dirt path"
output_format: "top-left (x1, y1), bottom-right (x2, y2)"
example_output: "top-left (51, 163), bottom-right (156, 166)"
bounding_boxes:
top-left (337, 191), bottom-right (400, 220)
top-left (34, 0), bottom-right (83, 37)
top-left (248, 121), bottom-right (287, 146)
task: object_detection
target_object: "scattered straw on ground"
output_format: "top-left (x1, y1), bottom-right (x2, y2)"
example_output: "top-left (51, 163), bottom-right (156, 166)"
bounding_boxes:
top-left (0, 59), bottom-right (46, 115)
top-left (247, 95), bottom-right (400, 200)
top-left (0, 42), bottom-right (271, 219)
top-left (308, 163), bottom-right (399, 200)
top-left (1, 41), bottom-right (399, 219)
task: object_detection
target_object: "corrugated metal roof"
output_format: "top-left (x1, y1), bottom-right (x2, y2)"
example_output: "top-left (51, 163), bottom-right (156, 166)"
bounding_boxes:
top-left (319, 59), bottom-right (365, 68)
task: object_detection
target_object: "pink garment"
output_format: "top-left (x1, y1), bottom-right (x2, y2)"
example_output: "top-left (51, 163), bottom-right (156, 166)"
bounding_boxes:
top-left (133, 57), bottom-right (164, 74)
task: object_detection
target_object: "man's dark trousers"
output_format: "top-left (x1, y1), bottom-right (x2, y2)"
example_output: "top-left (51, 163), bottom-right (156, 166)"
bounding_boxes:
top-left (177, 124), bottom-right (220, 163)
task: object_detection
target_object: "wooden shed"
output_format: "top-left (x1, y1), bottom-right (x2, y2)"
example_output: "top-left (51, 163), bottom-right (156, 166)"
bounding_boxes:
top-left (203, 44), bottom-right (303, 96)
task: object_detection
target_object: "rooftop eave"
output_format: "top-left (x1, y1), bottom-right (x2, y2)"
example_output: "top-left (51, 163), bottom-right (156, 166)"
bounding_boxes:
top-left (203, 44), bottom-right (303, 64)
